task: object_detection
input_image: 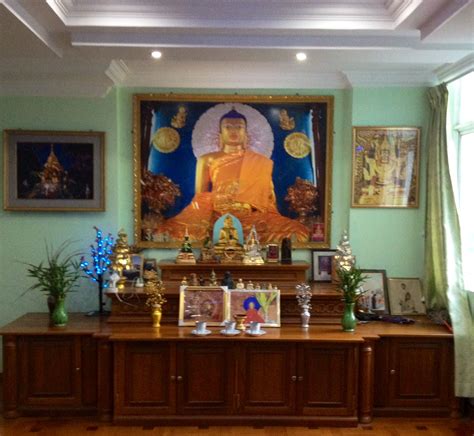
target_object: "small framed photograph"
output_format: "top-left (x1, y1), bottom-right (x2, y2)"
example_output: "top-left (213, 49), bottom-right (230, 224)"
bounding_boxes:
top-left (358, 269), bottom-right (389, 314)
top-left (266, 244), bottom-right (279, 263)
top-left (388, 278), bottom-right (425, 315)
top-left (311, 250), bottom-right (336, 282)
top-left (123, 253), bottom-right (144, 281)
top-left (4, 130), bottom-right (105, 211)
top-left (178, 286), bottom-right (227, 326)
top-left (144, 258), bottom-right (158, 272)
top-left (228, 289), bottom-right (280, 327)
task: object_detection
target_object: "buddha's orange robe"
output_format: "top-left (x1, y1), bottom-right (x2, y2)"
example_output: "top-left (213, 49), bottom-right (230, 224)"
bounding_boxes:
top-left (156, 149), bottom-right (309, 243)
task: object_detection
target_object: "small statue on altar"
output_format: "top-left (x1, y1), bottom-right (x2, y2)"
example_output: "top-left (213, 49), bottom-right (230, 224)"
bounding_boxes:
top-left (181, 276), bottom-right (188, 286)
top-left (255, 283), bottom-right (261, 290)
top-left (242, 225), bottom-right (264, 264)
top-left (199, 275), bottom-right (206, 286)
top-left (176, 228), bottom-right (196, 264)
top-left (221, 271), bottom-right (234, 289)
top-left (213, 214), bottom-right (244, 262)
top-left (246, 280), bottom-right (254, 290)
top-left (190, 273), bottom-right (199, 286)
top-left (236, 278), bottom-right (245, 289)
top-left (198, 228), bottom-right (218, 263)
top-left (109, 228), bottom-right (132, 289)
top-left (210, 270), bottom-right (218, 286)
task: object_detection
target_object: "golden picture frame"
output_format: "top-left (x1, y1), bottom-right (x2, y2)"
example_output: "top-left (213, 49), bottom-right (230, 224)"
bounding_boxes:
top-left (133, 93), bottom-right (334, 249)
top-left (351, 126), bottom-right (420, 208)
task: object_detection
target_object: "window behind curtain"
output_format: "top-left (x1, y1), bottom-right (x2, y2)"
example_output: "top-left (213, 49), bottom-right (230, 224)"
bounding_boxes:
top-left (448, 72), bottom-right (474, 292)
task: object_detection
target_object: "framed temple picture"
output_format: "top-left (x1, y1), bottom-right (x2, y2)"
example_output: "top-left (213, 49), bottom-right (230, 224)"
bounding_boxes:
top-left (3, 130), bottom-right (105, 211)
top-left (178, 286), bottom-right (227, 326)
top-left (351, 126), bottom-right (420, 208)
top-left (228, 289), bottom-right (280, 327)
top-left (133, 94), bottom-right (334, 249)
top-left (311, 249), bottom-right (336, 282)
top-left (358, 269), bottom-right (389, 314)
top-left (388, 278), bottom-right (425, 315)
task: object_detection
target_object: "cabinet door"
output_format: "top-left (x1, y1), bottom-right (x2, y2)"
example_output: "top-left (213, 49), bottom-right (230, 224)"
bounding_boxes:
top-left (18, 336), bottom-right (82, 408)
top-left (297, 344), bottom-right (357, 416)
top-left (176, 343), bottom-right (235, 415)
top-left (114, 342), bottom-right (175, 416)
top-left (387, 339), bottom-right (451, 408)
top-left (237, 343), bottom-right (296, 415)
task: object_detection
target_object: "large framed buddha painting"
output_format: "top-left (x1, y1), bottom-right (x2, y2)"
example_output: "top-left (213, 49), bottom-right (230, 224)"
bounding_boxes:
top-left (4, 130), bottom-right (105, 211)
top-left (133, 94), bottom-right (334, 248)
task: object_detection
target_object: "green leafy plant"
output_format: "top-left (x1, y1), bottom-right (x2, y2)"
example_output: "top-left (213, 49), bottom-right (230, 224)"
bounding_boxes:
top-left (24, 241), bottom-right (81, 299)
top-left (337, 267), bottom-right (368, 303)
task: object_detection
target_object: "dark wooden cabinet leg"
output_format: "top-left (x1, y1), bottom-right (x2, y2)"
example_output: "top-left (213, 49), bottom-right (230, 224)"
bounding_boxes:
top-left (3, 336), bottom-right (19, 418)
top-left (359, 339), bottom-right (375, 424)
top-left (97, 338), bottom-right (113, 421)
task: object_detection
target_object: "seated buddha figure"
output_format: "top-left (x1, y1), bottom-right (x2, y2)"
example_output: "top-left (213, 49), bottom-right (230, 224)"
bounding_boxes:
top-left (158, 108), bottom-right (309, 243)
top-left (214, 214), bottom-right (244, 262)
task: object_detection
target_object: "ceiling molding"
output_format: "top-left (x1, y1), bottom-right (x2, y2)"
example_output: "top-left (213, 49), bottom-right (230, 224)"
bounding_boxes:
top-left (419, 0), bottom-right (472, 40)
top-left (2, 0), bottom-right (63, 57)
top-left (343, 69), bottom-right (437, 87)
top-left (71, 30), bottom-right (420, 50)
top-left (435, 53), bottom-right (474, 83)
top-left (392, 0), bottom-right (423, 28)
top-left (105, 60), bottom-right (130, 85)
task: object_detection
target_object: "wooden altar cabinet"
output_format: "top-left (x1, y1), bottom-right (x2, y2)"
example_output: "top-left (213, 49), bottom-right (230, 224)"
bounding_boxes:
top-left (0, 313), bottom-right (460, 426)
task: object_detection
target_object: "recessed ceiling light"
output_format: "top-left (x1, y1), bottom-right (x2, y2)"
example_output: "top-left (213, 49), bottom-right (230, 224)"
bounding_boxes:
top-left (151, 50), bottom-right (162, 59)
top-left (296, 52), bottom-right (307, 61)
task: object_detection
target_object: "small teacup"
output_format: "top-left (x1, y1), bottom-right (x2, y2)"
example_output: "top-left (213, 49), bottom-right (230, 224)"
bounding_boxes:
top-left (225, 321), bottom-right (236, 332)
top-left (249, 321), bottom-right (261, 334)
top-left (195, 320), bottom-right (207, 333)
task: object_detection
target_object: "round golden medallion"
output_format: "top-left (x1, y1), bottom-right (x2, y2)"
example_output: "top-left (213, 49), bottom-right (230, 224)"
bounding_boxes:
top-left (284, 132), bottom-right (311, 158)
top-left (152, 127), bottom-right (180, 153)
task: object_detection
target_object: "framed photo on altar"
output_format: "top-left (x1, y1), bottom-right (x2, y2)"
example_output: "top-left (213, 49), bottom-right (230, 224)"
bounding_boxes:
top-left (388, 278), bottom-right (425, 315)
top-left (358, 269), bottom-right (389, 314)
top-left (3, 130), bottom-right (105, 211)
top-left (228, 289), bottom-right (280, 327)
top-left (133, 94), bottom-right (334, 249)
top-left (351, 126), bottom-right (420, 208)
top-left (311, 249), bottom-right (336, 282)
top-left (178, 286), bottom-right (228, 326)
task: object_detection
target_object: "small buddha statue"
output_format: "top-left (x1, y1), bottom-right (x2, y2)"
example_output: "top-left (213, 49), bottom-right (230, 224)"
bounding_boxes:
top-left (176, 227), bottom-right (196, 264)
top-left (214, 214), bottom-right (244, 262)
top-left (246, 280), bottom-right (254, 290)
top-left (236, 278), bottom-right (245, 289)
top-left (242, 225), bottom-right (264, 264)
top-left (210, 270), bottom-right (218, 286)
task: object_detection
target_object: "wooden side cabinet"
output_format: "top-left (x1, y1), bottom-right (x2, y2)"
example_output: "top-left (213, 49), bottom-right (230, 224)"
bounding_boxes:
top-left (374, 337), bottom-right (456, 416)
top-left (4, 335), bottom-right (98, 416)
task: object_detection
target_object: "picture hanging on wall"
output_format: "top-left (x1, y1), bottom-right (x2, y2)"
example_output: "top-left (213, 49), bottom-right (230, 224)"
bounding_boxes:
top-left (3, 130), bottom-right (105, 211)
top-left (351, 126), bottom-right (420, 208)
top-left (133, 94), bottom-right (334, 248)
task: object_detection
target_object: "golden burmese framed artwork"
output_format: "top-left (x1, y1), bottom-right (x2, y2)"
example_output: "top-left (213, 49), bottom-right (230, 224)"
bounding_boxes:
top-left (351, 126), bottom-right (420, 208)
top-left (3, 130), bottom-right (105, 211)
top-left (133, 94), bottom-right (334, 248)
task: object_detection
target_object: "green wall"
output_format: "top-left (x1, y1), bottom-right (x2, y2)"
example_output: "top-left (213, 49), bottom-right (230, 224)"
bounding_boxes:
top-left (0, 86), bottom-right (429, 342)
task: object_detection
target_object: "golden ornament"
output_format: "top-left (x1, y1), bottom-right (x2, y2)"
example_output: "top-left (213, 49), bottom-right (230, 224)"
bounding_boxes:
top-left (152, 127), bottom-right (180, 153)
top-left (284, 132), bottom-right (311, 158)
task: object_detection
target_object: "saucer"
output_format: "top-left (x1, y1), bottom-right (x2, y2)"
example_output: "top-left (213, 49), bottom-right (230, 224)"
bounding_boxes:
top-left (191, 329), bottom-right (212, 336)
top-left (245, 329), bottom-right (266, 336)
top-left (220, 329), bottom-right (241, 336)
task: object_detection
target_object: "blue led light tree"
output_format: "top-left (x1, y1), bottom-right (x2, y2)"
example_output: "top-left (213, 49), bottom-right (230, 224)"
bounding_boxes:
top-left (80, 227), bottom-right (114, 315)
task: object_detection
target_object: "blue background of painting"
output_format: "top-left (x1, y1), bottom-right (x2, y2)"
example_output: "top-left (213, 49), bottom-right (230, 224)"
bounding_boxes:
top-left (147, 102), bottom-right (319, 218)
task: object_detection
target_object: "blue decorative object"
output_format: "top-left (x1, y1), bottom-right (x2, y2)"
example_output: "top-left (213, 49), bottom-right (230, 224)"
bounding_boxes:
top-left (80, 227), bottom-right (114, 315)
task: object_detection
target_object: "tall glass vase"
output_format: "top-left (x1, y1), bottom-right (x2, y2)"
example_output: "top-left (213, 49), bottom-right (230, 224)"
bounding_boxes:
top-left (52, 296), bottom-right (68, 327)
top-left (341, 302), bottom-right (356, 332)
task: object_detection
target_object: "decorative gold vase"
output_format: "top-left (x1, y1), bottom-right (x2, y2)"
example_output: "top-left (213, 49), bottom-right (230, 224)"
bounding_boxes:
top-left (151, 306), bottom-right (162, 328)
top-left (234, 314), bottom-right (247, 331)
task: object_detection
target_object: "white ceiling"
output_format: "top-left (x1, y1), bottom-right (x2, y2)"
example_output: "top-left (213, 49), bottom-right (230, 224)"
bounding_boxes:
top-left (0, 0), bottom-right (473, 97)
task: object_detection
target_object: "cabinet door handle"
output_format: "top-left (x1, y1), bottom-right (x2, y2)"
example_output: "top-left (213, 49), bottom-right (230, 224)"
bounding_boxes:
top-left (291, 375), bottom-right (297, 382)
top-left (75, 367), bottom-right (81, 372)
top-left (177, 375), bottom-right (183, 381)
top-left (170, 375), bottom-right (176, 381)
top-left (390, 369), bottom-right (396, 375)
top-left (298, 376), bottom-right (303, 382)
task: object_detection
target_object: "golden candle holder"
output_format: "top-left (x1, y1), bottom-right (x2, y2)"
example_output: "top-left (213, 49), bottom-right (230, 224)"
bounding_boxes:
top-left (234, 314), bottom-right (247, 331)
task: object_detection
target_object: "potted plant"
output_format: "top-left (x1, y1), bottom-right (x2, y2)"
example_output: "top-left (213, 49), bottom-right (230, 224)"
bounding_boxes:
top-left (336, 266), bottom-right (367, 332)
top-left (25, 241), bottom-right (81, 327)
